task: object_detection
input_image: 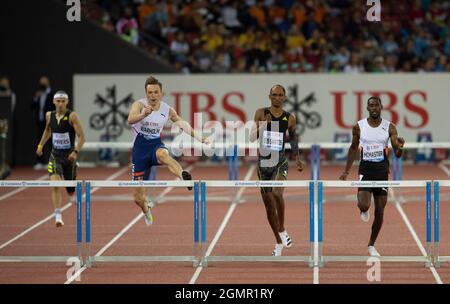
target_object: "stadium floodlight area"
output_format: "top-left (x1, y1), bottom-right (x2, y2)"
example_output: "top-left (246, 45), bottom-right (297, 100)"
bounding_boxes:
top-left (317, 180), bottom-right (433, 267)
top-left (0, 180), bottom-right (83, 264)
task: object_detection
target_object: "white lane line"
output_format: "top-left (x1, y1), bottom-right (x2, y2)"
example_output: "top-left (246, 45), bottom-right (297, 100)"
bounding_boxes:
top-left (65, 165), bottom-right (194, 284)
top-left (0, 202), bottom-right (72, 250)
top-left (0, 174), bottom-right (48, 202)
top-left (390, 188), bottom-right (443, 284)
top-left (0, 167), bottom-right (129, 251)
top-left (189, 165), bottom-right (256, 284)
top-left (438, 162), bottom-right (450, 177)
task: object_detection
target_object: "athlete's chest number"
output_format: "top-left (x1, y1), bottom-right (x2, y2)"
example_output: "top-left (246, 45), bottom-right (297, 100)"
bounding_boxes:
top-left (262, 131), bottom-right (283, 151)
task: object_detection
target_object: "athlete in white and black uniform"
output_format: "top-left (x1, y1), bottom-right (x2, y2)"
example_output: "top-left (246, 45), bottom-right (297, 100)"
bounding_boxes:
top-left (127, 76), bottom-right (209, 226)
top-left (339, 96), bottom-right (405, 257)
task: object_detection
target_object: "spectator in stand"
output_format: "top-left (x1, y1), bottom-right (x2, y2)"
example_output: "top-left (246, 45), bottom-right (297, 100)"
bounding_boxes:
top-left (170, 32), bottom-right (189, 64)
top-left (83, 0), bottom-right (450, 75)
top-left (343, 52), bottom-right (365, 73)
top-left (117, 6), bottom-right (139, 45)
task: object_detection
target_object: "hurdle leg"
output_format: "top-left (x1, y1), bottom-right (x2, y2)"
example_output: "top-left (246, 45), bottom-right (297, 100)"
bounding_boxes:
top-left (434, 242), bottom-right (440, 267)
top-left (426, 242), bottom-right (432, 268)
top-left (193, 182), bottom-right (200, 267)
top-left (85, 181), bottom-right (92, 268)
top-left (200, 182), bottom-right (208, 267)
top-left (434, 181), bottom-right (440, 267)
top-left (76, 181), bottom-right (83, 265)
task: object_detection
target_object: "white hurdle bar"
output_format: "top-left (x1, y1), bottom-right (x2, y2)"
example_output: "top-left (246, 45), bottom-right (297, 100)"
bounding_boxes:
top-left (433, 180), bottom-right (450, 267)
top-left (317, 180), bottom-right (432, 267)
top-left (84, 180), bottom-right (201, 267)
top-left (198, 180), bottom-right (315, 267)
top-left (0, 180), bottom-right (83, 264)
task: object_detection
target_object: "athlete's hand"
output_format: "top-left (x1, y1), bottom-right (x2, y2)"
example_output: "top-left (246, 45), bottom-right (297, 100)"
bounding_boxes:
top-left (339, 171), bottom-right (349, 180)
top-left (397, 137), bottom-right (405, 148)
top-left (296, 157), bottom-right (304, 172)
top-left (264, 113), bottom-right (272, 123)
top-left (36, 146), bottom-right (43, 157)
top-left (68, 151), bottom-right (77, 162)
top-left (142, 105), bottom-right (154, 117)
top-left (202, 136), bottom-right (211, 145)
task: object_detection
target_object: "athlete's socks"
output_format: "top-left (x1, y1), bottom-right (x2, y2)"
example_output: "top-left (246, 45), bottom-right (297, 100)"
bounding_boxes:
top-left (54, 209), bottom-right (62, 216)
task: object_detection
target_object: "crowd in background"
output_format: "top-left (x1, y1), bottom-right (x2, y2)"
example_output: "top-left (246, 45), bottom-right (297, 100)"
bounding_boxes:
top-left (82, 0), bottom-right (450, 73)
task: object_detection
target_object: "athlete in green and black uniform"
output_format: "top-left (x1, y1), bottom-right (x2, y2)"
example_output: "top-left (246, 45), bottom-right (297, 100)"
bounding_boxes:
top-left (36, 91), bottom-right (85, 227)
top-left (251, 85), bottom-right (304, 256)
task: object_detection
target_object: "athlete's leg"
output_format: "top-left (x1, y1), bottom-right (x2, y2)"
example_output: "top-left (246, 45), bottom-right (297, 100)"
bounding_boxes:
top-left (357, 191), bottom-right (371, 213)
top-left (50, 174), bottom-right (63, 210)
top-left (272, 159), bottom-right (289, 232)
top-left (133, 175), bottom-right (149, 214)
top-left (261, 191), bottom-right (282, 244)
top-left (63, 159), bottom-right (77, 203)
top-left (272, 182), bottom-right (285, 233)
top-left (368, 194), bottom-right (388, 246)
top-left (155, 148), bottom-right (183, 178)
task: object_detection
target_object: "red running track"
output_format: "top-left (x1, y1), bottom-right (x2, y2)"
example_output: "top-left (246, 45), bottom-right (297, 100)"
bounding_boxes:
top-left (0, 162), bottom-right (449, 283)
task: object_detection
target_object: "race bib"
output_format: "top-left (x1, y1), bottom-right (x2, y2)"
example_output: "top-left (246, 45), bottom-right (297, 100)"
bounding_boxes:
top-left (362, 143), bottom-right (384, 162)
top-left (52, 132), bottom-right (71, 149)
top-left (262, 131), bottom-right (283, 151)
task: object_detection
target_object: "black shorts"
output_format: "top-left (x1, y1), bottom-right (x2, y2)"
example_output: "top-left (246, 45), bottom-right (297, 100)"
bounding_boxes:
top-left (257, 157), bottom-right (288, 194)
top-left (357, 170), bottom-right (389, 197)
top-left (48, 151), bottom-right (77, 194)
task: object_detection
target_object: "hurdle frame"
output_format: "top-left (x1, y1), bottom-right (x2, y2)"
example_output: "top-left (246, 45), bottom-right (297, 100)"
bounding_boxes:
top-left (433, 180), bottom-right (450, 267)
top-left (0, 180), bottom-right (83, 264)
top-left (196, 180), bottom-right (315, 267)
top-left (317, 180), bottom-right (433, 267)
top-left (84, 180), bottom-right (201, 267)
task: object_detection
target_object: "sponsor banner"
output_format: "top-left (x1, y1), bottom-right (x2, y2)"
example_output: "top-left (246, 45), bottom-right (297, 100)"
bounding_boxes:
top-left (74, 74), bottom-right (450, 143)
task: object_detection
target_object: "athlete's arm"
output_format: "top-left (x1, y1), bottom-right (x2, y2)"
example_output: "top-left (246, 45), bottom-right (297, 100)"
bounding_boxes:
top-left (250, 108), bottom-right (266, 142)
top-left (389, 123), bottom-right (405, 158)
top-left (69, 112), bottom-right (86, 161)
top-left (340, 123), bottom-right (360, 180)
top-left (127, 101), bottom-right (150, 125)
top-left (288, 113), bottom-right (303, 171)
top-left (169, 107), bottom-right (207, 143)
top-left (36, 111), bottom-right (52, 156)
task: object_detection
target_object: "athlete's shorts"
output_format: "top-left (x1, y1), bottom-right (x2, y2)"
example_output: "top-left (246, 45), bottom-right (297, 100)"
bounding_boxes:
top-left (48, 151), bottom-right (77, 194)
top-left (357, 170), bottom-right (389, 197)
top-left (257, 156), bottom-right (288, 194)
top-left (131, 134), bottom-right (168, 180)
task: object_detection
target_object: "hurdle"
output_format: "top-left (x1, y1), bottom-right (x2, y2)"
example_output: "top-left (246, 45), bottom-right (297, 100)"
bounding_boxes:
top-left (316, 180), bottom-right (432, 267)
top-left (0, 180), bottom-right (83, 263)
top-left (196, 180), bottom-right (315, 267)
top-left (433, 180), bottom-right (450, 267)
top-left (84, 180), bottom-right (201, 267)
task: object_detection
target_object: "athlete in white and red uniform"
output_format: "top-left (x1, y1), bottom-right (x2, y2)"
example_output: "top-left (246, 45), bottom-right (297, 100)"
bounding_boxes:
top-left (127, 76), bottom-right (208, 226)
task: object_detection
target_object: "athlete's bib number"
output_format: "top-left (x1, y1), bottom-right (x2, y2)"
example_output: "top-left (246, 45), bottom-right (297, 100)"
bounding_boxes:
top-left (52, 132), bottom-right (71, 149)
top-left (262, 131), bottom-right (283, 151)
top-left (362, 143), bottom-right (384, 162)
